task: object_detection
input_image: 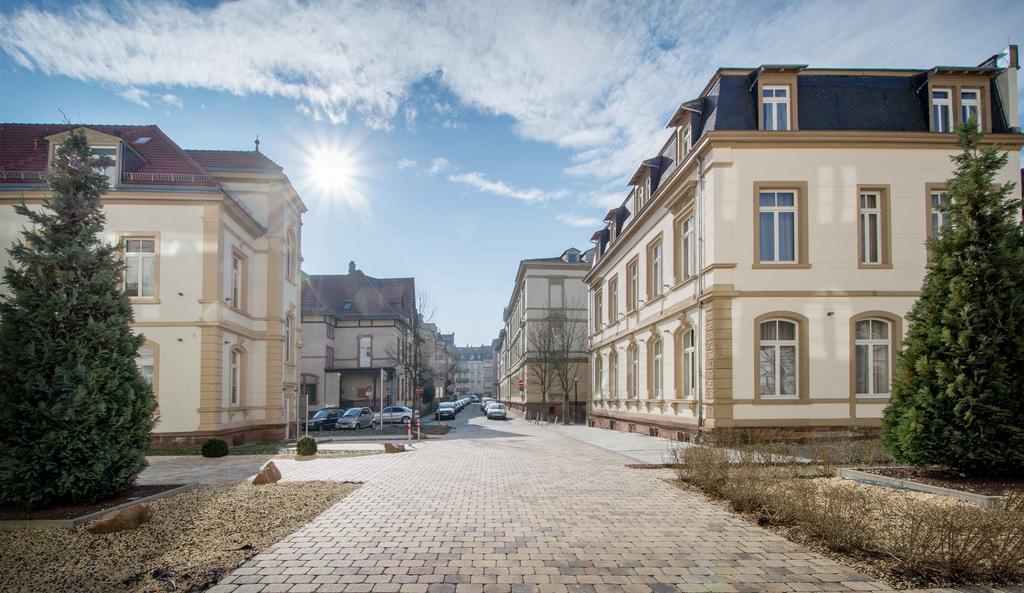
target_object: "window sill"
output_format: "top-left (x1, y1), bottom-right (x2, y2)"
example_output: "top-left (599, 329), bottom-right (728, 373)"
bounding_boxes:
top-left (751, 397), bottom-right (806, 404)
top-left (672, 276), bottom-right (697, 291)
top-left (856, 263), bottom-right (893, 270)
top-left (751, 263), bottom-right (811, 269)
top-left (855, 395), bottom-right (890, 401)
top-left (129, 297), bottom-right (161, 304)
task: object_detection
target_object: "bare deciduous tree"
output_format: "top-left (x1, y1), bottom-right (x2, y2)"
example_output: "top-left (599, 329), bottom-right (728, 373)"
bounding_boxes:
top-left (386, 291), bottom-right (436, 406)
top-left (526, 314), bottom-right (558, 409)
top-left (551, 301), bottom-right (587, 424)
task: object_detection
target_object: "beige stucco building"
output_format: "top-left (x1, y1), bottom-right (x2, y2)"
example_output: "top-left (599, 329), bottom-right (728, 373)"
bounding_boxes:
top-left (496, 248), bottom-right (592, 421)
top-left (454, 344), bottom-right (496, 397)
top-left (0, 124), bottom-right (306, 446)
top-left (585, 47), bottom-right (1022, 439)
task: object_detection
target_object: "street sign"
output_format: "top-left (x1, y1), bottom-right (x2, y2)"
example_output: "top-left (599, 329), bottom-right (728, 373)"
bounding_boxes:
top-left (517, 378), bottom-right (525, 388)
top-left (416, 386), bottom-right (424, 394)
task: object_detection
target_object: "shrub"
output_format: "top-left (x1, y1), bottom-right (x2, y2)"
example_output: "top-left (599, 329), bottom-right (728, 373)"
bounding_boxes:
top-left (0, 131), bottom-right (158, 510)
top-left (673, 444), bottom-right (730, 496)
top-left (201, 438), bottom-right (229, 458)
top-left (296, 436), bottom-right (317, 457)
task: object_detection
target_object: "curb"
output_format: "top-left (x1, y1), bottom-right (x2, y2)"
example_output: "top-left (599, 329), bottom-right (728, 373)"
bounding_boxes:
top-left (837, 468), bottom-right (1003, 506)
top-left (0, 483), bottom-right (198, 530)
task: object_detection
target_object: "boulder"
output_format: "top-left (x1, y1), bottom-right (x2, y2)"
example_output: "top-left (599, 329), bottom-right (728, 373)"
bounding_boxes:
top-left (384, 442), bottom-right (406, 453)
top-left (252, 460), bottom-right (282, 485)
top-left (86, 502), bottom-right (153, 534)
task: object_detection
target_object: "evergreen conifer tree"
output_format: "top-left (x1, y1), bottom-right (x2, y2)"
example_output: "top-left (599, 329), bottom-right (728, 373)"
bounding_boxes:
top-left (0, 130), bottom-right (157, 509)
top-left (881, 120), bottom-right (1024, 475)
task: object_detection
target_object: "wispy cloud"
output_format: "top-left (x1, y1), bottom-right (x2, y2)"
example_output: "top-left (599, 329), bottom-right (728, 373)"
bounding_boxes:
top-left (556, 213), bottom-right (603, 228)
top-left (397, 158), bottom-right (417, 170)
top-left (118, 86), bottom-right (150, 107)
top-left (426, 157), bottom-right (449, 176)
top-left (448, 171), bottom-right (564, 203)
top-left (161, 93), bottom-right (183, 108)
top-left (3, 1), bottom-right (1019, 180)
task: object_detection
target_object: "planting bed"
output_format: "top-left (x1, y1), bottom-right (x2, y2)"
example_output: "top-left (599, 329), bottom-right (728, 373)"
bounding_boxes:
top-left (859, 466), bottom-right (1024, 496)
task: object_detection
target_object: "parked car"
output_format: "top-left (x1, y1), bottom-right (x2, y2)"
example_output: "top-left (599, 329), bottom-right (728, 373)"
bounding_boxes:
top-left (336, 407), bottom-right (374, 429)
top-left (470, 394), bottom-right (480, 403)
top-left (480, 398), bottom-right (494, 412)
top-left (307, 408), bottom-right (343, 431)
top-left (375, 406), bottom-right (413, 425)
top-left (486, 403), bottom-right (507, 420)
top-left (435, 402), bottom-right (456, 421)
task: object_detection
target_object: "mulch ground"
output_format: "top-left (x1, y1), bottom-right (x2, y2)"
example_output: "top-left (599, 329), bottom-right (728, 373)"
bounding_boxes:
top-left (0, 484), bottom-right (182, 521)
top-left (0, 480), bottom-right (359, 593)
top-left (860, 466), bottom-right (1024, 496)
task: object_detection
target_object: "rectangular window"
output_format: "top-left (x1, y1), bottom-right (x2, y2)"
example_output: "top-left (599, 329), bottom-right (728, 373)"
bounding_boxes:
top-left (682, 126), bottom-right (691, 156)
top-left (326, 323), bottom-right (335, 339)
top-left (609, 352), bottom-right (618, 398)
top-left (758, 191), bottom-right (797, 263)
top-left (137, 345), bottom-right (155, 387)
top-left (230, 350), bottom-right (241, 405)
top-left (681, 216), bottom-right (694, 279)
top-left (124, 237), bottom-right (156, 297)
top-left (595, 355), bottom-right (603, 399)
top-left (859, 192), bottom-right (882, 264)
top-left (326, 345), bottom-right (335, 367)
top-left (930, 191), bottom-right (952, 240)
top-left (761, 86), bottom-right (790, 131)
top-left (682, 330), bottom-right (695, 398)
top-left (626, 260), bottom-right (639, 311)
top-left (230, 252), bottom-right (244, 309)
top-left (90, 146), bottom-right (118, 184)
top-left (607, 277), bottom-right (618, 323)
top-left (284, 316), bottom-right (292, 362)
top-left (931, 88), bottom-right (952, 132)
top-left (649, 241), bottom-right (663, 298)
top-left (594, 290), bottom-right (603, 328)
top-left (960, 89), bottom-right (981, 130)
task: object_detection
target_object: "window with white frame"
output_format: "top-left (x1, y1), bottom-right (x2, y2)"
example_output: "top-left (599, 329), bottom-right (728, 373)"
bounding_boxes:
top-left (137, 345), bottom-right (155, 387)
top-left (960, 89), bottom-right (981, 130)
top-left (758, 191), bottom-right (797, 263)
top-left (124, 238), bottom-right (156, 297)
top-left (930, 191), bottom-right (952, 240)
top-left (931, 88), bottom-right (952, 132)
top-left (595, 355), bottom-right (603, 399)
top-left (651, 338), bottom-right (663, 399)
top-left (681, 216), bottom-right (695, 279)
top-left (284, 315), bottom-right (293, 362)
top-left (759, 319), bottom-right (798, 397)
top-left (594, 289), bottom-right (603, 328)
top-left (682, 126), bottom-right (691, 156)
top-left (607, 277), bottom-right (618, 323)
top-left (761, 86), bottom-right (790, 131)
top-left (627, 261), bottom-right (639, 311)
top-left (855, 319), bottom-right (891, 396)
top-left (90, 146), bottom-right (118, 184)
top-left (230, 349), bottom-right (242, 405)
top-left (609, 351), bottom-right (619, 398)
top-left (859, 192), bottom-right (882, 264)
top-left (629, 345), bottom-right (639, 397)
top-left (650, 241), bottom-right (663, 297)
top-left (682, 329), bottom-right (695, 398)
top-left (285, 230), bottom-right (295, 280)
top-left (231, 253), bottom-right (243, 308)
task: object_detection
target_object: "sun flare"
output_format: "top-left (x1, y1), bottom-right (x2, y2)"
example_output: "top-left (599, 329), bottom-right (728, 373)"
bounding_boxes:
top-left (309, 147), bottom-right (356, 194)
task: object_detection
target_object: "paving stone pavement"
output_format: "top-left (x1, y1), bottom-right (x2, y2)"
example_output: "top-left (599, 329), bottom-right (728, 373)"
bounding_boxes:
top-left (198, 412), bottom-right (916, 593)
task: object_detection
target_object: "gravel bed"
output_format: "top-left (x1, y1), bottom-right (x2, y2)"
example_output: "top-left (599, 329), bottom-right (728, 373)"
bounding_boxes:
top-left (859, 466), bottom-right (1024, 496)
top-left (0, 480), bottom-right (359, 593)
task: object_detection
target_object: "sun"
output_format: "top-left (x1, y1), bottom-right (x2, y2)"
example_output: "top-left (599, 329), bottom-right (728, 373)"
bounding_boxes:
top-left (309, 147), bottom-right (356, 194)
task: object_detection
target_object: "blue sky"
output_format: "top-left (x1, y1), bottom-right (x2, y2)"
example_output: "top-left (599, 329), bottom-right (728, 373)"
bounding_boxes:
top-left (2, 0), bottom-right (1022, 345)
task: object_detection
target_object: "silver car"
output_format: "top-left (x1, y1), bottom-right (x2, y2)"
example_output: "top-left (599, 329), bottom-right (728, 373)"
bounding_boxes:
top-left (375, 406), bottom-right (413, 425)
top-left (335, 407), bottom-right (374, 429)
top-left (486, 403), bottom-right (507, 420)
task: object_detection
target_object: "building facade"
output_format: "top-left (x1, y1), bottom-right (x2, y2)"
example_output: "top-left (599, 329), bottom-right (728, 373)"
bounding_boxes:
top-left (454, 344), bottom-right (496, 397)
top-left (424, 324), bottom-right (456, 402)
top-left (299, 262), bottom-right (417, 416)
top-left (585, 47), bottom-right (1022, 439)
top-left (0, 124), bottom-right (306, 446)
top-left (496, 248), bottom-right (592, 420)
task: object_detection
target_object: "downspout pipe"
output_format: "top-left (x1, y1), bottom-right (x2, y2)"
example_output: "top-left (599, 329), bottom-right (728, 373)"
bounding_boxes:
top-left (695, 154), bottom-right (706, 434)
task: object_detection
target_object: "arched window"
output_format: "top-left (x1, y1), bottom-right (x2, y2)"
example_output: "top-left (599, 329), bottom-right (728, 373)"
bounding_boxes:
top-left (681, 329), bottom-right (696, 398)
top-left (855, 318), bottom-right (891, 396)
top-left (649, 338), bottom-right (663, 399)
top-left (759, 319), bottom-right (798, 397)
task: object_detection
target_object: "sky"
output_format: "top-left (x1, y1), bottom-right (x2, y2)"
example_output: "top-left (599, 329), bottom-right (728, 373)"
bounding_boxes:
top-left (1, 0), bottom-right (1022, 345)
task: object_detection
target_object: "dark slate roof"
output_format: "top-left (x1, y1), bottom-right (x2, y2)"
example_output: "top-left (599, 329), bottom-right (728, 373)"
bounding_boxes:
top-left (302, 272), bottom-right (415, 321)
top-left (0, 123), bottom-right (215, 186)
top-left (797, 75), bottom-right (929, 131)
top-left (185, 149), bottom-right (283, 174)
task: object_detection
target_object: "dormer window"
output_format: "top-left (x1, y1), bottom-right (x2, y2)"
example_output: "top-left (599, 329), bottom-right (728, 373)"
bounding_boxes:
top-left (682, 126), bottom-right (691, 156)
top-left (761, 86), bottom-right (790, 131)
top-left (931, 89), bottom-right (952, 132)
top-left (960, 89), bottom-right (981, 130)
top-left (90, 146), bottom-right (118, 183)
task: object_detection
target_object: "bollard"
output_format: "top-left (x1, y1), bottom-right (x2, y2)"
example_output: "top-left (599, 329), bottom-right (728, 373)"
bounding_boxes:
top-left (407, 416), bottom-right (412, 441)
top-left (416, 416), bottom-right (422, 440)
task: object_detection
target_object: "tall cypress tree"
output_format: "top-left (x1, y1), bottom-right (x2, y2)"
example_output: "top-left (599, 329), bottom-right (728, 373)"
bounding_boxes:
top-left (881, 120), bottom-right (1024, 475)
top-left (0, 130), bottom-right (157, 510)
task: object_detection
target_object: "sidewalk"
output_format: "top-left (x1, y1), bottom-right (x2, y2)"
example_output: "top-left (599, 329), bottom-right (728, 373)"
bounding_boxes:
top-left (544, 422), bottom-right (683, 464)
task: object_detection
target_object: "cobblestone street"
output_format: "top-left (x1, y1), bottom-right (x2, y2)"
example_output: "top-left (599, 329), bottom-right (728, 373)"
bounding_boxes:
top-left (197, 412), bottom-right (896, 593)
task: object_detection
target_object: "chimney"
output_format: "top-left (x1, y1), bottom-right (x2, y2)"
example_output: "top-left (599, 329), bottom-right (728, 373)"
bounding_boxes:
top-left (348, 260), bottom-right (357, 274)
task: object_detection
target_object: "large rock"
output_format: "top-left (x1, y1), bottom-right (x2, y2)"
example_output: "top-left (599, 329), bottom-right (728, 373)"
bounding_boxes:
top-left (252, 460), bottom-right (282, 485)
top-left (86, 502), bottom-right (153, 534)
top-left (384, 442), bottom-right (406, 453)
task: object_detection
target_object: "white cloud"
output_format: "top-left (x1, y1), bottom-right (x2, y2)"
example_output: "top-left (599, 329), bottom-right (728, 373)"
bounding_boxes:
top-left (448, 171), bottom-right (564, 203)
top-left (556, 213), bottom-right (602, 228)
top-left (426, 157), bottom-right (449, 175)
top-left (3, 1), bottom-right (1021, 180)
top-left (161, 93), bottom-right (183, 108)
top-left (118, 86), bottom-right (150, 107)
top-left (397, 158), bottom-right (416, 170)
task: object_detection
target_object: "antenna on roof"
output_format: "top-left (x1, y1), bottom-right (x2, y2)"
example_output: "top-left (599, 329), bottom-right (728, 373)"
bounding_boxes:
top-left (254, 135), bottom-right (260, 153)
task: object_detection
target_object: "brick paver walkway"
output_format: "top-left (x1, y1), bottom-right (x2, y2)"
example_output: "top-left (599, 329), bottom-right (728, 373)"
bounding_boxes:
top-left (202, 412), bottom-right (899, 593)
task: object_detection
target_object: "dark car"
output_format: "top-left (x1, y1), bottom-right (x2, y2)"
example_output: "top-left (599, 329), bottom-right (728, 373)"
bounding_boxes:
top-left (435, 402), bottom-right (456, 421)
top-left (307, 408), bottom-right (343, 431)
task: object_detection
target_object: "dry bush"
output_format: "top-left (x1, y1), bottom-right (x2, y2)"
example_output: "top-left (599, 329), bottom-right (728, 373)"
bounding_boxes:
top-left (799, 438), bottom-right (894, 477)
top-left (673, 443), bottom-right (730, 496)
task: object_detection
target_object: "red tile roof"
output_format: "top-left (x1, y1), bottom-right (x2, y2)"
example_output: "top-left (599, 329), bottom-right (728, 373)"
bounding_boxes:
top-left (185, 149), bottom-right (283, 173)
top-left (0, 123), bottom-right (215, 186)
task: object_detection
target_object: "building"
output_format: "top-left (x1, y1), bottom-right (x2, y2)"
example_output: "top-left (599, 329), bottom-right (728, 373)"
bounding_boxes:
top-left (300, 261), bottom-right (417, 415)
top-left (585, 46), bottom-right (1022, 439)
top-left (496, 248), bottom-right (592, 420)
top-left (423, 323), bottom-right (456, 402)
top-left (454, 344), bottom-right (496, 397)
top-left (0, 123), bottom-right (307, 446)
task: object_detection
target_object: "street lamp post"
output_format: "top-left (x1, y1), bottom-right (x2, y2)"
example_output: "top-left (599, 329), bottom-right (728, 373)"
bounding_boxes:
top-left (572, 375), bottom-right (579, 425)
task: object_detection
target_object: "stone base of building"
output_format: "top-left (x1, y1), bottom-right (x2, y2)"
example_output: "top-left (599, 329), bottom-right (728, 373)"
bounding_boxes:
top-left (503, 400), bottom-right (589, 424)
top-left (587, 410), bottom-right (881, 442)
top-left (150, 423), bottom-right (287, 449)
